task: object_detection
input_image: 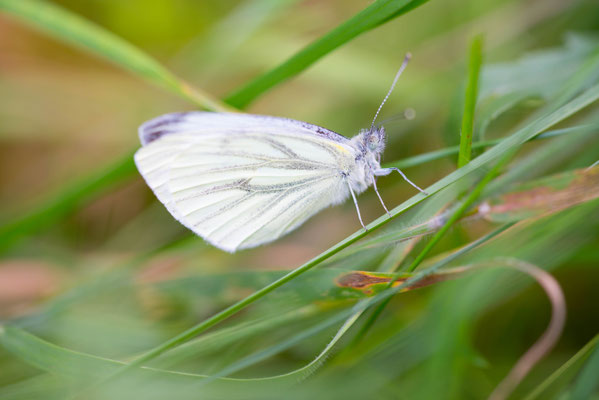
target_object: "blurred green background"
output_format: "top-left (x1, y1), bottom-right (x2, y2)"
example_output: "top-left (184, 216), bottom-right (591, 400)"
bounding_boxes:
top-left (0, 0), bottom-right (598, 399)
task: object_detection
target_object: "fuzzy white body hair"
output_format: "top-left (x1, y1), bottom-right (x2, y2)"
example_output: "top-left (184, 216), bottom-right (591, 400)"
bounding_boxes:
top-left (346, 128), bottom-right (385, 193)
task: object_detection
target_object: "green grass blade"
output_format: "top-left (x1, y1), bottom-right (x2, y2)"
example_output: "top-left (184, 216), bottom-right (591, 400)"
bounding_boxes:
top-left (458, 35), bottom-right (484, 168)
top-left (0, 324), bottom-right (236, 382)
top-left (474, 91), bottom-right (532, 141)
top-left (0, 152), bottom-right (136, 253)
top-left (0, 0), bottom-right (233, 112)
top-left (569, 340), bottom-right (599, 400)
top-left (523, 334), bottom-right (599, 400)
top-left (224, 0), bottom-right (429, 108)
top-left (152, 305), bottom-right (322, 368)
top-left (385, 125), bottom-right (596, 168)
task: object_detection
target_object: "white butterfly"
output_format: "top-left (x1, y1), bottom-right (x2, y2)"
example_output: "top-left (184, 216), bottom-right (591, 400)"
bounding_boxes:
top-left (134, 54), bottom-right (426, 252)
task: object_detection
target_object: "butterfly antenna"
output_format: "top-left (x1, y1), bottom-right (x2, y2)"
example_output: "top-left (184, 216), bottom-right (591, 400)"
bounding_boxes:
top-left (370, 52), bottom-right (412, 132)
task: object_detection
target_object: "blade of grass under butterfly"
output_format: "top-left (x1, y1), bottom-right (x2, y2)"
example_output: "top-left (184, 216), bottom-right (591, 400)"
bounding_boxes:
top-left (224, 0), bottom-right (429, 108)
top-left (458, 34), bottom-right (484, 168)
top-left (0, 0), bottom-right (233, 112)
top-left (83, 82), bottom-right (599, 390)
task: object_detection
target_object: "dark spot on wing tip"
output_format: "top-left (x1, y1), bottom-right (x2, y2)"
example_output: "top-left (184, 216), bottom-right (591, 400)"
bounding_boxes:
top-left (140, 112), bottom-right (198, 144)
top-left (143, 129), bottom-right (169, 144)
top-left (336, 272), bottom-right (390, 289)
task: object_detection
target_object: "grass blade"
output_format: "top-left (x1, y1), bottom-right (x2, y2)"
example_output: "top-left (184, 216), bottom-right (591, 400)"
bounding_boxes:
top-left (0, 152), bottom-right (136, 253)
top-left (224, 0), bottom-right (429, 108)
top-left (458, 35), bottom-right (484, 168)
top-left (523, 334), bottom-right (599, 400)
top-left (386, 125), bottom-right (597, 169)
top-left (0, 0), bottom-right (233, 112)
top-left (569, 340), bottom-right (599, 400)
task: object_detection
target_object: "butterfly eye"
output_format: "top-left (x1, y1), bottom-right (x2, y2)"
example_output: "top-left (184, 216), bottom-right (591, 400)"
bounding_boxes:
top-left (367, 135), bottom-right (379, 150)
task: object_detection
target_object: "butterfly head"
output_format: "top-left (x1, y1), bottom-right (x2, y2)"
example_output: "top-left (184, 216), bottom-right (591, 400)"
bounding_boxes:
top-left (364, 126), bottom-right (386, 154)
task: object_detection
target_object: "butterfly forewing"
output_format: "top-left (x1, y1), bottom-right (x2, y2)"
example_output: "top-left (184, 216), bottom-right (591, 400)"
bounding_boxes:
top-left (134, 112), bottom-right (357, 252)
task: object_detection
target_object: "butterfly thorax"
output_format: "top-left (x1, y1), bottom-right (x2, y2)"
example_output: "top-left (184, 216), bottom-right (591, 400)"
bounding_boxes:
top-left (347, 127), bottom-right (386, 194)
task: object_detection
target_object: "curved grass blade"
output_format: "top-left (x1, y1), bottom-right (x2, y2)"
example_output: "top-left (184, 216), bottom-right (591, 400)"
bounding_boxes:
top-left (0, 0), bottom-right (233, 112)
top-left (485, 259), bottom-right (566, 400)
top-left (224, 0), bottom-right (430, 108)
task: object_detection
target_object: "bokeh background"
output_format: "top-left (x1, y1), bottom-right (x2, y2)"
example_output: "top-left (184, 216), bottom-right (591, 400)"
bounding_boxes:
top-left (1, 0), bottom-right (598, 399)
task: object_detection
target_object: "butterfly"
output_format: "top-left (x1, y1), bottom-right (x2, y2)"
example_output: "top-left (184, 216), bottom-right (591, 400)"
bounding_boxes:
top-left (134, 54), bottom-right (427, 252)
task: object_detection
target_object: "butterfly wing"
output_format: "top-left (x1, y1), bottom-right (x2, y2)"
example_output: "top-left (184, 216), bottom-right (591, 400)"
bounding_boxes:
top-left (134, 112), bottom-right (359, 252)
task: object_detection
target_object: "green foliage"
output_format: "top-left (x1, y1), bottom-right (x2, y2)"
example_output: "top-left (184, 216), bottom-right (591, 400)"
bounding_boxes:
top-left (224, 0), bottom-right (430, 108)
top-left (0, 0), bottom-right (232, 112)
top-left (0, 152), bottom-right (136, 253)
top-left (1, 0), bottom-right (599, 399)
top-left (457, 34), bottom-right (483, 167)
top-left (523, 334), bottom-right (599, 400)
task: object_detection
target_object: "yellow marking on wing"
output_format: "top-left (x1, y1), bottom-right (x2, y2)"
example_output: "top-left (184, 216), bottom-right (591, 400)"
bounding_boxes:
top-left (331, 143), bottom-right (350, 154)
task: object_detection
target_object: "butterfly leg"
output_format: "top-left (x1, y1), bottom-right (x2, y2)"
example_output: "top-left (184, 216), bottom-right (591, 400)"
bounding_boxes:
top-left (372, 178), bottom-right (391, 217)
top-left (345, 179), bottom-right (368, 231)
top-left (374, 167), bottom-right (429, 195)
